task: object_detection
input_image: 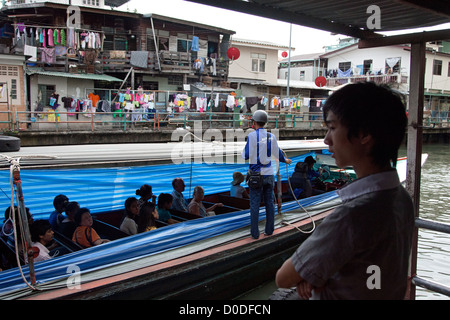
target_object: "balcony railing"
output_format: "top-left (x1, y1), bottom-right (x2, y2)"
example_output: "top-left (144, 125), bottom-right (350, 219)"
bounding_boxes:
top-left (326, 73), bottom-right (408, 87)
top-left (27, 48), bottom-right (228, 77)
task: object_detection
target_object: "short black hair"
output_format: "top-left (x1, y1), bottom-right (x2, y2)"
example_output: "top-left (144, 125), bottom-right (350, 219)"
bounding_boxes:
top-left (74, 207), bottom-right (90, 226)
top-left (53, 194), bottom-right (69, 209)
top-left (157, 193), bottom-right (173, 209)
top-left (172, 178), bottom-right (184, 189)
top-left (65, 201), bottom-right (79, 215)
top-left (30, 220), bottom-right (52, 242)
top-left (323, 82), bottom-right (407, 167)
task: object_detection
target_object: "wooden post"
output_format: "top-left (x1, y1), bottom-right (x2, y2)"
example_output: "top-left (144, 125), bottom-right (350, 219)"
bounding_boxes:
top-left (405, 41), bottom-right (426, 300)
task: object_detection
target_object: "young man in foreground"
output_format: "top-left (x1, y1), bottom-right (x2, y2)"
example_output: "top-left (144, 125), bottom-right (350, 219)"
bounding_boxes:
top-left (276, 82), bottom-right (414, 299)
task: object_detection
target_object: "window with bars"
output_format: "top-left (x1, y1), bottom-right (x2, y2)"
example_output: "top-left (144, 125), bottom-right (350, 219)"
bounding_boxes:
top-left (0, 65), bottom-right (19, 77)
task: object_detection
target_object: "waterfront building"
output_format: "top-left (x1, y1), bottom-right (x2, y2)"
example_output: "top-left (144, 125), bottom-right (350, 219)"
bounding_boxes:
top-left (279, 38), bottom-right (450, 125)
top-left (0, 0), bottom-right (235, 130)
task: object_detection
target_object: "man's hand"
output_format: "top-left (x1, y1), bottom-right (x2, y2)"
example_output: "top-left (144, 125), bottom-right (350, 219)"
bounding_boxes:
top-left (285, 158), bottom-right (292, 165)
top-left (296, 281), bottom-right (313, 300)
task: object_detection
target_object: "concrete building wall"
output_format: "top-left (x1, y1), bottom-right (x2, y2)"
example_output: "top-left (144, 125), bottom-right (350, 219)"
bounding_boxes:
top-left (30, 75), bottom-right (95, 131)
top-left (228, 42), bottom-right (282, 86)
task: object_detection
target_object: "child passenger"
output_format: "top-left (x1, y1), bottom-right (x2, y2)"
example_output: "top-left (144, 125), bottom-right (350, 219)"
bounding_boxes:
top-left (230, 172), bottom-right (249, 199)
top-left (72, 208), bottom-right (110, 248)
top-left (157, 193), bottom-right (179, 225)
top-left (30, 220), bottom-right (54, 262)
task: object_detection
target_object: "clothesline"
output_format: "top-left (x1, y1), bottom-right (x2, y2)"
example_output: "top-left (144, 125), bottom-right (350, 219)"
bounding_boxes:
top-left (13, 22), bottom-right (104, 34)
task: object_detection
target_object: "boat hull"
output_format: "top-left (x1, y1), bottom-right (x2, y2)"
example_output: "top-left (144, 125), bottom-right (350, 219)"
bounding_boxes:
top-left (23, 210), bottom-right (329, 300)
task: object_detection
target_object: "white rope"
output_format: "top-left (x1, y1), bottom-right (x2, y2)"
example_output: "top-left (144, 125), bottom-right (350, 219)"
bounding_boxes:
top-left (1, 155), bottom-right (40, 291)
top-left (279, 150), bottom-right (316, 234)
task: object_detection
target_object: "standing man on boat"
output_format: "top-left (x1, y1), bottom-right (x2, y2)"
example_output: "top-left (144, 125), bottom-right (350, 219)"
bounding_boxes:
top-left (275, 82), bottom-right (414, 299)
top-left (242, 110), bottom-right (292, 239)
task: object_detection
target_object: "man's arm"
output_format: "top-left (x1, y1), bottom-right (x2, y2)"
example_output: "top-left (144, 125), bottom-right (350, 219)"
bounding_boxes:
top-left (276, 258), bottom-right (303, 288)
top-left (276, 258), bottom-right (313, 300)
top-left (270, 133), bottom-right (292, 165)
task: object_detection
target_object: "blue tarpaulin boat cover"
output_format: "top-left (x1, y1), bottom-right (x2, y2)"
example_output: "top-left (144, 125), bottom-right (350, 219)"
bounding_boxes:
top-left (0, 153), bottom-right (318, 220)
top-left (0, 153), bottom-right (344, 299)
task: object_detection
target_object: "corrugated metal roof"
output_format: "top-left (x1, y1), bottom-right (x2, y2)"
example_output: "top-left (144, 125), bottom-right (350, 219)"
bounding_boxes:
top-left (26, 69), bottom-right (123, 82)
top-left (232, 38), bottom-right (291, 50)
top-left (186, 0), bottom-right (450, 40)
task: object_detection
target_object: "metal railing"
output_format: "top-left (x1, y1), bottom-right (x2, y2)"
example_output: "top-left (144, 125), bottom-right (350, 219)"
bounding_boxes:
top-left (326, 73), bottom-right (407, 87)
top-left (1, 107), bottom-right (449, 133)
top-left (0, 109), bottom-right (327, 133)
top-left (412, 218), bottom-right (450, 297)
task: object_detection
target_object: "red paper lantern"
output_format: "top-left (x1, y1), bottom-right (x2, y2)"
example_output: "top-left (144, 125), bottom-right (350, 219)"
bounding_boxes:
top-left (281, 51), bottom-right (288, 58)
top-left (227, 47), bottom-right (240, 60)
top-left (315, 76), bottom-right (327, 87)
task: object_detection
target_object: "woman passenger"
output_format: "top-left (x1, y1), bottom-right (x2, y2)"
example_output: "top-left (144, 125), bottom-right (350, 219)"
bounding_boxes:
top-left (137, 202), bottom-right (158, 233)
top-left (120, 197), bottom-right (139, 235)
top-left (136, 184), bottom-right (156, 209)
top-left (188, 186), bottom-right (223, 217)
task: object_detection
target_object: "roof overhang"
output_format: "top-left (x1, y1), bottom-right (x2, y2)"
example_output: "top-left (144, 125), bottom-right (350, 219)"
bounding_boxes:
top-left (26, 69), bottom-right (123, 82)
top-left (144, 13), bottom-right (235, 35)
top-left (185, 0), bottom-right (450, 46)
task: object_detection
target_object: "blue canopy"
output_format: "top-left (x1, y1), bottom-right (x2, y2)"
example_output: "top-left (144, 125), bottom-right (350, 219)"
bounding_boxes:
top-left (0, 153), bottom-right (318, 221)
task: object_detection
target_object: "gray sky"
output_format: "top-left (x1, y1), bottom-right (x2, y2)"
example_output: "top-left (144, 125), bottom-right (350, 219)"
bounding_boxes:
top-left (120, 0), bottom-right (342, 55)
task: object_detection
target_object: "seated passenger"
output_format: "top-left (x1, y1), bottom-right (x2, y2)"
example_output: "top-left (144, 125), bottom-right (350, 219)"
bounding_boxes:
top-left (171, 178), bottom-right (188, 212)
top-left (136, 184), bottom-right (156, 209)
top-left (60, 201), bottom-right (79, 239)
top-left (230, 171), bottom-right (249, 199)
top-left (137, 202), bottom-right (158, 233)
top-left (290, 156), bottom-right (325, 198)
top-left (120, 197), bottom-right (139, 236)
top-left (30, 220), bottom-right (54, 262)
top-left (157, 193), bottom-right (179, 224)
top-left (188, 186), bottom-right (223, 217)
top-left (72, 208), bottom-right (109, 248)
top-left (49, 194), bottom-right (69, 231)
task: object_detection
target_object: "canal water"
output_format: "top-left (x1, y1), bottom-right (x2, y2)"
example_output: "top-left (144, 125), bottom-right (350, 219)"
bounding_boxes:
top-left (238, 143), bottom-right (450, 300)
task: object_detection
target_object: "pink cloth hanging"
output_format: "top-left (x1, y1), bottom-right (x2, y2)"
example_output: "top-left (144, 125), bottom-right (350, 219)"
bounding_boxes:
top-left (43, 28), bottom-right (46, 48)
top-left (47, 29), bottom-right (54, 47)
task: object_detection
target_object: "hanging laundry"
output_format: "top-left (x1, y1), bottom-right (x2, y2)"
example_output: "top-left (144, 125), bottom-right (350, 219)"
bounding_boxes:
top-left (24, 45), bottom-right (37, 62)
top-left (60, 29), bottom-right (66, 46)
top-left (41, 47), bottom-right (56, 64)
top-left (47, 29), bottom-right (54, 46)
top-left (191, 36), bottom-right (199, 52)
top-left (88, 92), bottom-right (100, 108)
top-left (226, 95), bottom-right (235, 108)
